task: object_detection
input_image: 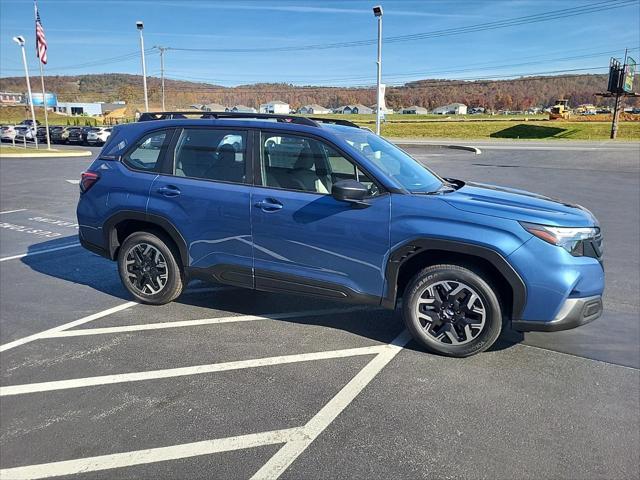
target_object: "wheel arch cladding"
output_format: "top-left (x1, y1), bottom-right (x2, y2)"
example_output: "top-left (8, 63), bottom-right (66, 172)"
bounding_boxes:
top-left (385, 239), bottom-right (526, 320)
top-left (104, 210), bottom-right (189, 267)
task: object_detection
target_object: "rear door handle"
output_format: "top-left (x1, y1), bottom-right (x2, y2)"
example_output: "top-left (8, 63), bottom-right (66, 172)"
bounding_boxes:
top-left (254, 198), bottom-right (283, 212)
top-left (157, 185), bottom-right (181, 197)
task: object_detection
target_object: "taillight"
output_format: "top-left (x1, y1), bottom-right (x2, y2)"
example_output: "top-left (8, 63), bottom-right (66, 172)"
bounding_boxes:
top-left (80, 171), bottom-right (100, 193)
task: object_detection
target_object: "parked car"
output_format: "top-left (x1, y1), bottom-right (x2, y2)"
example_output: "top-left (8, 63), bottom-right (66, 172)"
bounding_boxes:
top-left (67, 127), bottom-right (85, 144)
top-left (51, 126), bottom-right (71, 144)
top-left (1, 125), bottom-right (17, 142)
top-left (19, 119), bottom-right (40, 127)
top-left (14, 125), bottom-right (36, 142)
top-left (77, 113), bottom-right (604, 358)
top-left (86, 127), bottom-right (112, 145)
top-left (36, 126), bottom-right (51, 143)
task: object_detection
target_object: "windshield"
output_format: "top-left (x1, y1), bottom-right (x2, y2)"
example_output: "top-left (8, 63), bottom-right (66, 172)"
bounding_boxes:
top-left (328, 126), bottom-right (443, 193)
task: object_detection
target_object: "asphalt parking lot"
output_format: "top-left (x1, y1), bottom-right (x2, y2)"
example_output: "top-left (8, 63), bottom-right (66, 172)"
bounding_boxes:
top-left (0, 141), bottom-right (638, 479)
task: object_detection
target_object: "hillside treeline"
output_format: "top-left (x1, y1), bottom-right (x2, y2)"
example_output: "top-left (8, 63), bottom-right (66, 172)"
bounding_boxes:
top-left (1, 73), bottom-right (636, 110)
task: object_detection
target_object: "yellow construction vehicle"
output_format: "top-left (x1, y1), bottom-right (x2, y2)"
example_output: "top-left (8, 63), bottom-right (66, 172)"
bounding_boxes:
top-left (549, 99), bottom-right (571, 120)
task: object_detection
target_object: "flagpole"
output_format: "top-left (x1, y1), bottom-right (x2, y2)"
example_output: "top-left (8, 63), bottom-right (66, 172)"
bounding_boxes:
top-left (38, 61), bottom-right (51, 149)
top-left (35, 0), bottom-right (50, 149)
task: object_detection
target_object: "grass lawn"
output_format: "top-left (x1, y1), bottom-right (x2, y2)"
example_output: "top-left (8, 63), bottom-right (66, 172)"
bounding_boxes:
top-left (0, 145), bottom-right (61, 155)
top-left (378, 121), bottom-right (640, 140)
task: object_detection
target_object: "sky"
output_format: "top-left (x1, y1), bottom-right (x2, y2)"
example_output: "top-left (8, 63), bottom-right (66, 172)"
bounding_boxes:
top-left (0, 0), bottom-right (638, 87)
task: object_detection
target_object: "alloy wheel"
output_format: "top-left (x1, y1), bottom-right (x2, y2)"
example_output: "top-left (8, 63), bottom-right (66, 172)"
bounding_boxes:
top-left (124, 243), bottom-right (169, 295)
top-left (414, 280), bottom-right (487, 345)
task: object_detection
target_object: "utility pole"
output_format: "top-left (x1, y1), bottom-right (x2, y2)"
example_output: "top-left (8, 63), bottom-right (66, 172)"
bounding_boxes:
top-left (158, 47), bottom-right (167, 111)
top-left (373, 6), bottom-right (383, 135)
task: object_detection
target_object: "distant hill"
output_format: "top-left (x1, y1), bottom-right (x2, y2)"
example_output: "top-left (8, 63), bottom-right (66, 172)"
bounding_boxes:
top-left (1, 72), bottom-right (633, 111)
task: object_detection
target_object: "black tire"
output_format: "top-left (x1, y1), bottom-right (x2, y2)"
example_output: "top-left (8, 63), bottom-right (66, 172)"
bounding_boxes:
top-left (403, 264), bottom-right (502, 357)
top-left (117, 231), bottom-right (184, 305)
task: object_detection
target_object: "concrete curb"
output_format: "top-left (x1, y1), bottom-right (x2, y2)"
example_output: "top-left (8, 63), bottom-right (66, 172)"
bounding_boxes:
top-left (390, 139), bottom-right (482, 155)
top-left (0, 149), bottom-right (93, 158)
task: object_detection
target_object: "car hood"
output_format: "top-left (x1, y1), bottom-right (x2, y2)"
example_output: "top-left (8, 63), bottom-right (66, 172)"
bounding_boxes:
top-left (442, 182), bottom-right (596, 227)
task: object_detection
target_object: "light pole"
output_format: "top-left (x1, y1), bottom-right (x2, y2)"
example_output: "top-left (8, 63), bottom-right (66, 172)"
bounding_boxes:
top-left (136, 21), bottom-right (149, 112)
top-left (373, 5), bottom-right (383, 135)
top-left (12, 36), bottom-right (39, 149)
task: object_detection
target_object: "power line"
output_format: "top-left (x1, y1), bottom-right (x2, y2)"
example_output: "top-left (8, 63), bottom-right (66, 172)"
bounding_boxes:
top-left (166, 0), bottom-right (636, 54)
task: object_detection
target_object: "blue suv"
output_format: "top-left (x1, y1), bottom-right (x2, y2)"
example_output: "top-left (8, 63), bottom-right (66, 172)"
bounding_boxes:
top-left (77, 112), bottom-right (604, 357)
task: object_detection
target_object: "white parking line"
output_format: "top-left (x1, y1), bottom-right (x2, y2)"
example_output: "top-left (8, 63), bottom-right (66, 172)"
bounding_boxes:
top-left (0, 345), bottom-right (385, 396)
top-left (0, 209), bottom-right (27, 215)
top-left (46, 306), bottom-right (369, 338)
top-left (251, 330), bottom-right (411, 479)
top-left (0, 427), bottom-right (305, 480)
top-left (0, 302), bottom-right (137, 353)
top-left (0, 243), bottom-right (80, 262)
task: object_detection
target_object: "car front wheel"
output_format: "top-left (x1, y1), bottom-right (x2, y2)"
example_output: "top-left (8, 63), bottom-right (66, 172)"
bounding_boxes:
top-left (117, 231), bottom-right (184, 305)
top-left (403, 264), bottom-right (503, 357)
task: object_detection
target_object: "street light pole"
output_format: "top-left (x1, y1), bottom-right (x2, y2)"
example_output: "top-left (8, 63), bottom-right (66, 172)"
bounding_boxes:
top-left (373, 6), bottom-right (383, 135)
top-left (13, 36), bottom-right (39, 149)
top-left (136, 21), bottom-right (149, 112)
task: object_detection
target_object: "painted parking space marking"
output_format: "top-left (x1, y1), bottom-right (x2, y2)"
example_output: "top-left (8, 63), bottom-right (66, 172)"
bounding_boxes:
top-left (0, 345), bottom-right (384, 396)
top-left (251, 330), bottom-right (411, 479)
top-left (0, 302), bottom-right (137, 353)
top-left (0, 427), bottom-right (306, 480)
top-left (0, 209), bottom-right (27, 215)
top-left (46, 306), bottom-right (369, 338)
top-left (0, 221), bottom-right (62, 239)
top-left (0, 242), bottom-right (81, 263)
top-left (65, 179), bottom-right (80, 185)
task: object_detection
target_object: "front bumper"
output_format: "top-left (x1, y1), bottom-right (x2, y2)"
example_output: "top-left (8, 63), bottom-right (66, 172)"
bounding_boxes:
top-left (512, 295), bottom-right (602, 332)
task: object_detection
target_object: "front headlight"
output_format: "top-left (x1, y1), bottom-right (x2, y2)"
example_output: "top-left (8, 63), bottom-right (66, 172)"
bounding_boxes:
top-left (520, 222), bottom-right (599, 256)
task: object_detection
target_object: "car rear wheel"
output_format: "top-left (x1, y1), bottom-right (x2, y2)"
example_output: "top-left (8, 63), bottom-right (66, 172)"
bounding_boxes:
top-left (117, 231), bottom-right (184, 305)
top-left (403, 264), bottom-right (503, 357)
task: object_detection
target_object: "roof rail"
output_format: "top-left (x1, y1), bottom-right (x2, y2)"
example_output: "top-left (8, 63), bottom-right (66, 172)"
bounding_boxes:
top-left (137, 111), bottom-right (318, 127)
top-left (308, 117), bottom-right (360, 128)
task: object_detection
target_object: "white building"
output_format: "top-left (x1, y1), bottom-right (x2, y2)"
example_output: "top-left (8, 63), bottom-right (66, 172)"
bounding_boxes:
top-left (298, 104), bottom-right (331, 114)
top-left (52, 102), bottom-right (125, 116)
top-left (1, 92), bottom-right (25, 105)
top-left (401, 105), bottom-right (429, 114)
top-left (230, 105), bottom-right (257, 113)
top-left (432, 103), bottom-right (467, 115)
top-left (259, 101), bottom-right (289, 114)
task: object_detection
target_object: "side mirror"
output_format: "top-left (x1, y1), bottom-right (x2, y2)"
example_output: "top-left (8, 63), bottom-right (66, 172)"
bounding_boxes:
top-left (332, 180), bottom-right (370, 207)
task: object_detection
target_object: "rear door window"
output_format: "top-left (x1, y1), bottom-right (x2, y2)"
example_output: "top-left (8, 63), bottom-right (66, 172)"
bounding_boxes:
top-left (122, 130), bottom-right (172, 172)
top-left (173, 128), bottom-right (247, 184)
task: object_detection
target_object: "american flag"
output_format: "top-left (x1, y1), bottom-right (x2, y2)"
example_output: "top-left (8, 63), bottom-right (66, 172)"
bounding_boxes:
top-left (35, 2), bottom-right (47, 64)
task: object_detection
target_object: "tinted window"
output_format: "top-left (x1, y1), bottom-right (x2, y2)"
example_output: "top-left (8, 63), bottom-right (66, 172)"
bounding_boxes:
top-left (261, 133), bottom-right (376, 195)
top-left (174, 129), bottom-right (246, 184)
top-left (122, 130), bottom-right (170, 172)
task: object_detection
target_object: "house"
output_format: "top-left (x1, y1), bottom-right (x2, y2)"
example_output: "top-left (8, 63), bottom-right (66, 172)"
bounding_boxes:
top-left (259, 101), bottom-right (289, 114)
top-left (371, 105), bottom-right (394, 114)
top-left (0, 92), bottom-right (25, 105)
top-left (339, 104), bottom-right (373, 114)
top-left (202, 103), bottom-right (227, 112)
top-left (401, 106), bottom-right (429, 115)
top-left (432, 103), bottom-right (467, 115)
top-left (298, 104), bottom-right (331, 115)
top-left (230, 105), bottom-right (257, 113)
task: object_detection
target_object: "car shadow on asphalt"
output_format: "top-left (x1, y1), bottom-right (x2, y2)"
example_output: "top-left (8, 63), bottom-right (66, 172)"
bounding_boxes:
top-left (22, 236), bottom-right (523, 356)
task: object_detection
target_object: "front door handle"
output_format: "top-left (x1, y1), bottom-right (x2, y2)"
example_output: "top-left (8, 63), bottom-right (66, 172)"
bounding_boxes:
top-left (157, 185), bottom-right (181, 197)
top-left (254, 198), bottom-right (283, 212)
